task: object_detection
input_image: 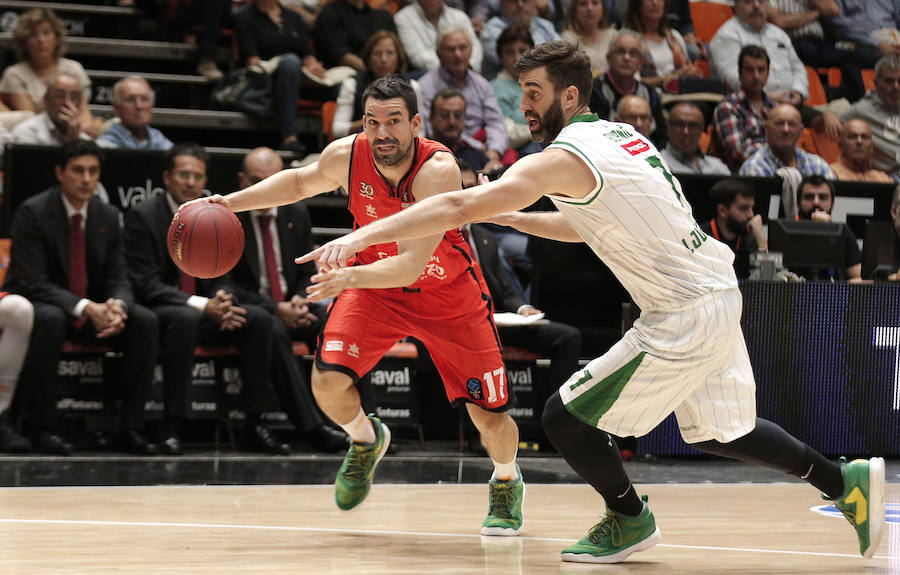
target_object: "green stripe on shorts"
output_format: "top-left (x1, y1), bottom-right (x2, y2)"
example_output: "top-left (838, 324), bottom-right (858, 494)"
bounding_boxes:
top-left (564, 352), bottom-right (646, 427)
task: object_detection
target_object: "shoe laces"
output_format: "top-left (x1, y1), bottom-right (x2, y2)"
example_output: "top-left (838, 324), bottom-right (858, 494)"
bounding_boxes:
top-left (488, 482), bottom-right (514, 518)
top-left (587, 511), bottom-right (623, 546)
top-left (344, 443), bottom-right (378, 482)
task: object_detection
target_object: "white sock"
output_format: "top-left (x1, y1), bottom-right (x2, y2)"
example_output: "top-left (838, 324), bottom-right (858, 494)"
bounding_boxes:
top-left (491, 458), bottom-right (518, 481)
top-left (340, 408), bottom-right (376, 444)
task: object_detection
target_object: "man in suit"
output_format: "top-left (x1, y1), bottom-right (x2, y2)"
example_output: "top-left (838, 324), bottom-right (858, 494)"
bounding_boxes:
top-left (3, 140), bottom-right (159, 455)
top-left (228, 147), bottom-right (347, 452)
top-left (124, 142), bottom-right (290, 456)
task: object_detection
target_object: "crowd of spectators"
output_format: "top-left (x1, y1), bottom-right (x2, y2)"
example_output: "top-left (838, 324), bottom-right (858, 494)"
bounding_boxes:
top-left (1, 0), bottom-right (900, 456)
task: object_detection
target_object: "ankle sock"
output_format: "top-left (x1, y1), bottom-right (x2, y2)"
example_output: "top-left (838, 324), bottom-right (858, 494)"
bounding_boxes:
top-left (340, 409), bottom-right (376, 444)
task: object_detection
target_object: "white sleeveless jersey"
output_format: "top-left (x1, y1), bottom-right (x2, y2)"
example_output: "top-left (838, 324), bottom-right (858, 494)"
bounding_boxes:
top-left (547, 117), bottom-right (737, 312)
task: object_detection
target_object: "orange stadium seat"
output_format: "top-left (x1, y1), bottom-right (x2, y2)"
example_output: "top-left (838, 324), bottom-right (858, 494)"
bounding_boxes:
top-left (805, 66), bottom-right (828, 106)
top-left (862, 69), bottom-right (876, 93)
top-left (691, 1), bottom-right (734, 44)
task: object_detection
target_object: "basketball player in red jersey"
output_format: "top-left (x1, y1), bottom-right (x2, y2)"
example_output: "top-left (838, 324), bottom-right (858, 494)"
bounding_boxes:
top-left (194, 75), bottom-right (525, 535)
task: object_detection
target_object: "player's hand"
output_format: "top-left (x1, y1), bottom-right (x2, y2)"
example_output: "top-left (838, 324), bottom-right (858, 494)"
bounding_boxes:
top-left (179, 194), bottom-right (229, 215)
top-left (296, 234), bottom-right (367, 272)
top-left (306, 268), bottom-right (353, 301)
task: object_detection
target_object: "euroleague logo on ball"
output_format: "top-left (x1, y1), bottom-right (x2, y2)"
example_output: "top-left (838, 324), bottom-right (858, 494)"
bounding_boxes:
top-left (169, 216), bottom-right (187, 263)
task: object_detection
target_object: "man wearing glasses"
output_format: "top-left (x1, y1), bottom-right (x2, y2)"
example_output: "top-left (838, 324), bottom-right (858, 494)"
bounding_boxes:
top-left (660, 101), bottom-right (730, 175)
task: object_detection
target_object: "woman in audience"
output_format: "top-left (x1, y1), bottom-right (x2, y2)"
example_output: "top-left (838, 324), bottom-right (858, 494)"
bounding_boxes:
top-left (332, 31), bottom-right (421, 139)
top-left (622, 0), bottom-right (701, 89)
top-left (234, 0), bottom-right (328, 154)
top-left (490, 26), bottom-right (542, 157)
top-left (561, 0), bottom-right (617, 77)
top-left (0, 8), bottom-right (100, 136)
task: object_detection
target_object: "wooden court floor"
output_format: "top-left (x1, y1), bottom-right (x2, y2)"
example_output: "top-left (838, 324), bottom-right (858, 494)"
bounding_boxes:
top-left (0, 482), bottom-right (896, 574)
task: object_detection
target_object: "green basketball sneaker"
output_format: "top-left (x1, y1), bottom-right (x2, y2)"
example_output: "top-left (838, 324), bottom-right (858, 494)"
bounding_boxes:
top-left (480, 464), bottom-right (525, 536)
top-left (334, 415), bottom-right (391, 511)
top-left (561, 495), bottom-right (661, 564)
top-left (830, 456), bottom-right (885, 559)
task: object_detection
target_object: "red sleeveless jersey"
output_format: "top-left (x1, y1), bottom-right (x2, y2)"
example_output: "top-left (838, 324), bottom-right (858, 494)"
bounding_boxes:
top-left (348, 134), bottom-right (473, 290)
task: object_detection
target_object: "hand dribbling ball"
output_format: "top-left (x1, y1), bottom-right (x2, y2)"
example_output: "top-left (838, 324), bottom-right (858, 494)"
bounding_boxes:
top-left (167, 201), bottom-right (244, 279)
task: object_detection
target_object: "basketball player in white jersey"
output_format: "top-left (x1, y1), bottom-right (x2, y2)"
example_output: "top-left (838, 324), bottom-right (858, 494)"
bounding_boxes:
top-left (299, 42), bottom-right (885, 564)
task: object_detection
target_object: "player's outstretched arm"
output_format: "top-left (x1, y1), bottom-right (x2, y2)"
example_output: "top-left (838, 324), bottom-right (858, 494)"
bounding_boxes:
top-left (186, 137), bottom-right (352, 214)
top-left (487, 211), bottom-right (583, 243)
top-left (297, 149), bottom-right (593, 271)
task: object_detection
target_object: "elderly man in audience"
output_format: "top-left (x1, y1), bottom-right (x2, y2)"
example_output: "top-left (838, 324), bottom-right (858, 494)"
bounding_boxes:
top-left (839, 55), bottom-right (900, 182)
top-left (739, 103), bottom-right (835, 178)
top-left (829, 118), bottom-right (893, 183)
top-left (96, 76), bottom-right (173, 151)
top-left (11, 72), bottom-right (90, 145)
top-left (615, 94), bottom-right (665, 147)
top-left (661, 101), bottom-right (730, 175)
top-left (419, 26), bottom-right (509, 169)
top-left (710, 0), bottom-right (808, 107)
top-left (395, 0), bottom-right (483, 73)
top-left (480, 0), bottom-right (560, 78)
top-left (590, 31), bottom-right (665, 140)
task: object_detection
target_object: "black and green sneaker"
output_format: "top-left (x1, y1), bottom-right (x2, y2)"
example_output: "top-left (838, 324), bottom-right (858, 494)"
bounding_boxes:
top-left (831, 456), bottom-right (885, 559)
top-left (334, 414), bottom-right (391, 511)
top-left (561, 494), bottom-right (661, 564)
top-left (481, 464), bottom-right (525, 536)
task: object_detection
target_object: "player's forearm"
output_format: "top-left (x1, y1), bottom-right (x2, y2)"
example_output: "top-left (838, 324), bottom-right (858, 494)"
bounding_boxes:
top-left (497, 211), bottom-right (582, 243)
top-left (344, 255), bottom-right (425, 290)
top-left (354, 193), bottom-right (469, 247)
top-left (224, 170), bottom-right (303, 213)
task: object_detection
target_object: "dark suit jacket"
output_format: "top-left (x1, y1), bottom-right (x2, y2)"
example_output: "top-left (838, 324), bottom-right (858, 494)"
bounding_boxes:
top-left (230, 203), bottom-right (318, 314)
top-left (3, 186), bottom-right (134, 310)
top-left (469, 223), bottom-right (526, 313)
top-left (124, 193), bottom-right (223, 306)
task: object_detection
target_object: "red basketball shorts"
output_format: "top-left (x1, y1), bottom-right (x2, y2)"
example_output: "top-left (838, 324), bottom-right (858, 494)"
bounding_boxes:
top-left (316, 270), bottom-right (513, 411)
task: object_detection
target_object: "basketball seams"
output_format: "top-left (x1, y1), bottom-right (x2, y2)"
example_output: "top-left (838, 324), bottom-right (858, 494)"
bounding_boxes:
top-left (167, 203), bottom-right (244, 279)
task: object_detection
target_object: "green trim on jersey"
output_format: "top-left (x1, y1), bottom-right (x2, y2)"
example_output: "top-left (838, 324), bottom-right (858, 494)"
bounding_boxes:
top-left (548, 141), bottom-right (604, 205)
top-left (564, 352), bottom-right (646, 427)
top-left (567, 113), bottom-right (599, 125)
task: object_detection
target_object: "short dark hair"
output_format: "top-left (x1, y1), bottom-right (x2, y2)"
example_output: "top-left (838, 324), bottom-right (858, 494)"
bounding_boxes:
top-left (709, 178), bottom-right (755, 208)
top-left (738, 45), bottom-right (769, 73)
top-left (58, 139), bottom-right (103, 169)
top-left (496, 24), bottom-right (534, 61)
top-left (165, 142), bottom-right (208, 173)
top-left (797, 174), bottom-right (835, 203)
top-left (361, 74), bottom-right (418, 119)
top-left (432, 88), bottom-right (466, 109)
top-left (514, 41), bottom-right (592, 109)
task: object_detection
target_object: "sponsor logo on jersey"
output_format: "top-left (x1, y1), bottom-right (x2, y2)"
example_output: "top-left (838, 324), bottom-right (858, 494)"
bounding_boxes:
top-left (359, 182), bottom-right (374, 199)
top-left (811, 503), bottom-right (900, 523)
top-left (366, 204), bottom-right (377, 219)
top-left (419, 255), bottom-right (447, 281)
top-left (466, 378), bottom-right (483, 400)
top-left (348, 342), bottom-right (360, 358)
top-left (324, 340), bottom-right (344, 352)
top-left (621, 139), bottom-right (650, 156)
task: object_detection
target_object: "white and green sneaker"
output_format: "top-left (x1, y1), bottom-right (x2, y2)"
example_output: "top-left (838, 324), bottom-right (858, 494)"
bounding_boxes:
top-left (481, 464), bottom-right (525, 536)
top-left (830, 456), bottom-right (885, 559)
top-left (561, 495), bottom-right (661, 564)
top-left (334, 414), bottom-right (391, 511)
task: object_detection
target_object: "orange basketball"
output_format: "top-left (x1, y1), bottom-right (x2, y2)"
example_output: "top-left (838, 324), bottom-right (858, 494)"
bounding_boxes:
top-left (167, 202), bottom-right (244, 279)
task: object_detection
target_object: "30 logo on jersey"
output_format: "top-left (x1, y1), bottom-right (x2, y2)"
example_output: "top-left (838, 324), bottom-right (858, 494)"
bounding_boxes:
top-left (359, 182), bottom-right (374, 199)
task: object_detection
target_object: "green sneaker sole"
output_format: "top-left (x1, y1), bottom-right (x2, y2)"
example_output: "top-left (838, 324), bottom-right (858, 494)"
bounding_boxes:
top-left (561, 526), bottom-right (661, 564)
top-left (862, 456), bottom-right (886, 559)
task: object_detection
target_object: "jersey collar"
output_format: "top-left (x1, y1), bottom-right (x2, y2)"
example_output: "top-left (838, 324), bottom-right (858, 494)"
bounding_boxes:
top-left (567, 113), bottom-right (599, 125)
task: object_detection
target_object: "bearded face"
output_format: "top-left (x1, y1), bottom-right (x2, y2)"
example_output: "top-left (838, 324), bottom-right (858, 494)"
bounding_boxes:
top-left (526, 93), bottom-right (566, 146)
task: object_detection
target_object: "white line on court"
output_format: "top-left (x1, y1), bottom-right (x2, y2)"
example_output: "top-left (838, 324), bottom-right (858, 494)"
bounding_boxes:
top-left (0, 517), bottom-right (893, 561)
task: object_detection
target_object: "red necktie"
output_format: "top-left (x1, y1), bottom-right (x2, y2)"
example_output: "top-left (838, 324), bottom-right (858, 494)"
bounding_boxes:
top-left (179, 270), bottom-right (196, 295)
top-left (258, 215), bottom-right (284, 302)
top-left (69, 214), bottom-right (86, 297)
